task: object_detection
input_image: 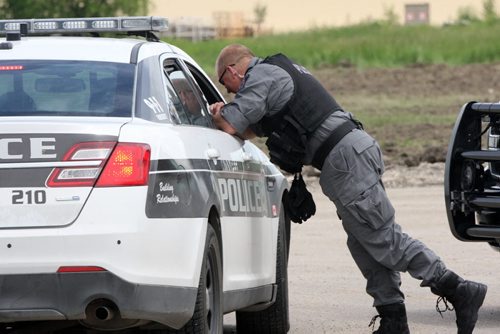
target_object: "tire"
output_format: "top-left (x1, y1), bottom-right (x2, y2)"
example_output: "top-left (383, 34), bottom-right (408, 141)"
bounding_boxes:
top-left (159, 223), bottom-right (223, 334)
top-left (235, 205), bottom-right (290, 333)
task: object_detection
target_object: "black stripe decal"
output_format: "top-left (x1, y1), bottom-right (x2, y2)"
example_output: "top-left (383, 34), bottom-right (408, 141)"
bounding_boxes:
top-left (0, 134), bottom-right (117, 188)
top-left (146, 158), bottom-right (278, 219)
top-left (152, 158), bottom-right (264, 174)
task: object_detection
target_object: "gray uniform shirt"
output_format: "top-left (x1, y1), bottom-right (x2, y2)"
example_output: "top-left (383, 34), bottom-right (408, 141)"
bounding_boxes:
top-left (221, 57), bottom-right (293, 135)
top-left (221, 57), bottom-right (353, 165)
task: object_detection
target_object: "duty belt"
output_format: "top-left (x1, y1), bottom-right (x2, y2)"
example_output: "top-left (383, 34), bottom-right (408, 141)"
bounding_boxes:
top-left (311, 120), bottom-right (361, 170)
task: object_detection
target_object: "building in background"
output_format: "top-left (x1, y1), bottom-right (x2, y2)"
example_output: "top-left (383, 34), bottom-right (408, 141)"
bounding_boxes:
top-left (151, 0), bottom-right (490, 39)
top-left (405, 3), bottom-right (431, 25)
top-left (162, 16), bottom-right (216, 41)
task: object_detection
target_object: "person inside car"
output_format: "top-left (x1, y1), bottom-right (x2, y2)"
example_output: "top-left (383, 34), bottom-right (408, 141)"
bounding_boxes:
top-left (172, 77), bottom-right (207, 127)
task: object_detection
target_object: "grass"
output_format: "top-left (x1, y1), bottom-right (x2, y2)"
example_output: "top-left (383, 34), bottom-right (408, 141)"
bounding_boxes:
top-left (164, 20), bottom-right (500, 75)
top-left (342, 94), bottom-right (460, 127)
top-left (338, 93), bottom-right (460, 163)
top-left (164, 20), bottom-right (500, 165)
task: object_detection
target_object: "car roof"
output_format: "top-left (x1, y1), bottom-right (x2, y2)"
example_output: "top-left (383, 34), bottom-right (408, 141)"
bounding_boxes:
top-left (0, 17), bottom-right (178, 63)
top-left (0, 36), bottom-right (176, 63)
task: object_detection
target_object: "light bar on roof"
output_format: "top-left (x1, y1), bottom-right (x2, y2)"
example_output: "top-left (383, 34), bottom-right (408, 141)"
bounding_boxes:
top-left (0, 16), bottom-right (168, 35)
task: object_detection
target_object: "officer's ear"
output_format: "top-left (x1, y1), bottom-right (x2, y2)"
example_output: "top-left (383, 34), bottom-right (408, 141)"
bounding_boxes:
top-left (228, 65), bottom-right (244, 80)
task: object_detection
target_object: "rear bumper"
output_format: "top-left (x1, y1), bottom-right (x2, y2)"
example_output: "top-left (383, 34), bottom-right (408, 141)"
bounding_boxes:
top-left (0, 187), bottom-right (207, 287)
top-left (0, 271), bottom-right (197, 330)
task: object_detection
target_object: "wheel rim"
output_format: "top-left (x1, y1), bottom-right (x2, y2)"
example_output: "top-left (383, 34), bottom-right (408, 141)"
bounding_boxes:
top-left (205, 249), bottom-right (217, 332)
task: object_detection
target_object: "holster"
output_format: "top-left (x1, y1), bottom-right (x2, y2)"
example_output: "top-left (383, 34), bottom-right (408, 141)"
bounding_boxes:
top-left (285, 173), bottom-right (316, 224)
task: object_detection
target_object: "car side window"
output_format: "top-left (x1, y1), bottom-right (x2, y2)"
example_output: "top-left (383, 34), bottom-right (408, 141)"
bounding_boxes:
top-left (184, 62), bottom-right (224, 105)
top-left (160, 75), bottom-right (184, 124)
top-left (163, 59), bottom-right (212, 128)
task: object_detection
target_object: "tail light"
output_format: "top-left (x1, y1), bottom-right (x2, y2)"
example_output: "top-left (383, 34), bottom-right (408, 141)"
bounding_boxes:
top-left (96, 143), bottom-right (151, 187)
top-left (47, 142), bottom-right (150, 187)
top-left (57, 266), bottom-right (107, 273)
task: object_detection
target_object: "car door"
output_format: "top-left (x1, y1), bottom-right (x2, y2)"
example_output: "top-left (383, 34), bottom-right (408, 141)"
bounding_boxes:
top-left (177, 58), bottom-right (276, 290)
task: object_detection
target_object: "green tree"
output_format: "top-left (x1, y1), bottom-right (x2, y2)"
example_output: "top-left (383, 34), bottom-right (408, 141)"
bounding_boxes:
top-left (483, 0), bottom-right (497, 24)
top-left (253, 3), bottom-right (267, 35)
top-left (456, 6), bottom-right (479, 24)
top-left (0, 0), bottom-right (149, 19)
top-left (381, 5), bottom-right (399, 25)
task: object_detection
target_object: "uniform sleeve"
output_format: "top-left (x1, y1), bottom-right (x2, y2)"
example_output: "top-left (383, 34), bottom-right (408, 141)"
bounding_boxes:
top-left (221, 63), bottom-right (293, 136)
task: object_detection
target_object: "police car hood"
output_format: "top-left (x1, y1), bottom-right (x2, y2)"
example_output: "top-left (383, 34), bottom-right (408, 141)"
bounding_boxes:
top-left (0, 117), bottom-right (127, 228)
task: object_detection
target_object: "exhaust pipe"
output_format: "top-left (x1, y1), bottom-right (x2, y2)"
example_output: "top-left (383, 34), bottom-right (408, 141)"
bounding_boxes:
top-left (85, 299), bottom-right (118, 322)
top-left (82, 298), bottom-right (143, 330)
top-left (83, 298), bottom-right (119, 329)
top-left (95, 305), bottom-right (115, 321)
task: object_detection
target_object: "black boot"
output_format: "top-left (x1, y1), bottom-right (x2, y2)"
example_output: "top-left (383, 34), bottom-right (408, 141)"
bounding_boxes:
top-left (431, 270), bottom-right (487, 334)
top-left (370, 302), bottom-right (410, 334)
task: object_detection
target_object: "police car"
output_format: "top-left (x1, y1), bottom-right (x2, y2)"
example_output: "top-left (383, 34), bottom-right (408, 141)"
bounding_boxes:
top-left (445, 101), bottom-right (500, 253)
top-left (0, 17), bottom-right (290, 333)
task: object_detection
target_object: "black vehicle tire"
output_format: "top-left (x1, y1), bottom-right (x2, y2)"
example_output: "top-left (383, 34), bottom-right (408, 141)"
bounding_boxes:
top-left (157, 223), bottom-right (223, 334)
top-left (235, 205), bottom-right (290, 334)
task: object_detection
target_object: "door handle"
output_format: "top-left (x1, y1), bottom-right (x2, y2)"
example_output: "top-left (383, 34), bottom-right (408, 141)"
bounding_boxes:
top-left (242, 152), bottom-right (253, 161)
top-left (206, 148), bottom-right (220, 160)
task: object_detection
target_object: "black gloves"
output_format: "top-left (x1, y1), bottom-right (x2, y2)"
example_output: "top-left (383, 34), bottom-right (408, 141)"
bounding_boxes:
top-left (285, 173), bottom-right (316, 224)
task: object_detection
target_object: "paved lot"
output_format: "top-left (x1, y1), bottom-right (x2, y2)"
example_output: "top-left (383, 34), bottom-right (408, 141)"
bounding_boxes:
top-left (225, 183), bottom-right (500, 333)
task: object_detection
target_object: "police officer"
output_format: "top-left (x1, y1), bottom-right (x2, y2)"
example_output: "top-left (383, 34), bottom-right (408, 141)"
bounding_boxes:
top-left (210, 44), bottom-right (487, 334)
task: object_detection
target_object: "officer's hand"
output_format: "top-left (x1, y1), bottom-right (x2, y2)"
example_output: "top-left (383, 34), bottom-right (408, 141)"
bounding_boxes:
top-left (209, 102), bottom-right (224, 116)
top-left (208, 102), bottom-right (238, 135)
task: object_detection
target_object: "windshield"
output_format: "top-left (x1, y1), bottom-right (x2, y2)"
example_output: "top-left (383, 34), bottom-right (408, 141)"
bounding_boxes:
top-left (0, 60), bottom-right (134, 117)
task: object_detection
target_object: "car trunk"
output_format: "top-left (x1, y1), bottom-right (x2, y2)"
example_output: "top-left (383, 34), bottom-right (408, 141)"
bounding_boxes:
top-left (0, 118), bottom-right (127, 228)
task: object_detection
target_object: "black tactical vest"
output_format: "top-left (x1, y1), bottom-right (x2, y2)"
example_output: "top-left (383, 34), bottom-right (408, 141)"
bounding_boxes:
top-left (259, 54), bottom-right (342, 173)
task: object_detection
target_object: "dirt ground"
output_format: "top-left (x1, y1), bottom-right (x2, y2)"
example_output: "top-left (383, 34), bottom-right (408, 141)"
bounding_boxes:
top-left (318, 63), bottom-right (500, 99)
top-left (312, 63), bottom-right (500, 167)
top-left (241, 62), bottom-right (500, 169)
top-left (284, 185), bottom-right (500, 334)
top-left (224, 185), bottom-right (500, 333)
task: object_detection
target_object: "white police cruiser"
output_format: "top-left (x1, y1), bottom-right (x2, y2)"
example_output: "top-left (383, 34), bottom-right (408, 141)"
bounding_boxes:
top-left (0, 17), bottom-right (290, 333)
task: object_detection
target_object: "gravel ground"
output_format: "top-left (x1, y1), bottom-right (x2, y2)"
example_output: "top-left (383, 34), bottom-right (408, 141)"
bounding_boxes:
top-left (224, 163), bottom-right (500, 334)
top-left (381, 162), bottom-right (445, 188)
top-left (301, 162), bottom-right (445, 188)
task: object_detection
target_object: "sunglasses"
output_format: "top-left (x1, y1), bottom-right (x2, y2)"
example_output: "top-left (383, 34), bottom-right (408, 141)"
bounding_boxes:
top-left (218, 63), bottom-right (235, 86)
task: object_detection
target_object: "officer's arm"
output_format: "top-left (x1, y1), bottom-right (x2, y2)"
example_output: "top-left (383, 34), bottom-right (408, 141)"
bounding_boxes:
top-left (210, 102), bottom-right (256, 139)
top-left (210, 103), bottom-right (237, 134)
top-left (212, 112), bottom-right (256, 140)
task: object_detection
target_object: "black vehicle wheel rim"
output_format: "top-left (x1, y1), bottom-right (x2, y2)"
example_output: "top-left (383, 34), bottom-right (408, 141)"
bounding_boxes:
top-left (205, 250), bottom-right (215, 331)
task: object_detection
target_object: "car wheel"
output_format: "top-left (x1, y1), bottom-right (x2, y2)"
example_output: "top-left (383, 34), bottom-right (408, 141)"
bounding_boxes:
top-left (152, 223), bottom-right (222, 334)
top-left (235, 204), bottom-right (290, 333)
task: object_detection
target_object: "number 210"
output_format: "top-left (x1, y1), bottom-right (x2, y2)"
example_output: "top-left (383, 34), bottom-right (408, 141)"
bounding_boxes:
top-left (12, 190), bottom-right (47, 204)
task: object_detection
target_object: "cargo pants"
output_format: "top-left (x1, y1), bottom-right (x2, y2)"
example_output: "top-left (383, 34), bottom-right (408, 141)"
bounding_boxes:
top-left (318, 128), bottom-right (447, 306)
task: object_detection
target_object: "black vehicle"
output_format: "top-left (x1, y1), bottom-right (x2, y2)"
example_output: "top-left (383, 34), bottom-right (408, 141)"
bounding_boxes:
top-left (445, 101), bottom-right (500, 251)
